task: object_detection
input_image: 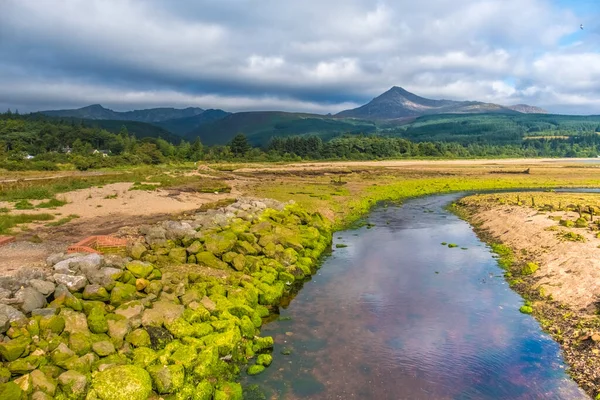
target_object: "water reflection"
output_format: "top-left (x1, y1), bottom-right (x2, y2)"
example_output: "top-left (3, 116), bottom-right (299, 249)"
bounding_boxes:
top-left (243, 194), bottom-right (588, 399)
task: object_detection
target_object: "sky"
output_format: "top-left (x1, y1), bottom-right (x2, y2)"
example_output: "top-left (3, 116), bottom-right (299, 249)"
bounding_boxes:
top-left (1, 0), bottom-right (599, 115)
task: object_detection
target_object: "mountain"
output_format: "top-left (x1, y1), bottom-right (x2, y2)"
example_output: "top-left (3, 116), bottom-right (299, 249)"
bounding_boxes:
top-left (184, 111), bottom-right (377, 146)
top-left (506, 104), bottom-right (548, 114)
top-left (41, 104), bottom-right (205, 123)
top-left (155, 109), bottom-right (231, 136)
top-left (336, 86), bottom-right (542, 120)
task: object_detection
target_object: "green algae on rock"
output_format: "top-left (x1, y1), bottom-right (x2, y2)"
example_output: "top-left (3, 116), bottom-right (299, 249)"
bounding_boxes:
top-left (0, 199), bottom-right (332, 399)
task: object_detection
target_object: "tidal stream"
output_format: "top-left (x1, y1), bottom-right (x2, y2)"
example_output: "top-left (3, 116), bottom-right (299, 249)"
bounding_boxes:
top-left (243, 193), bottom-right (588, 399)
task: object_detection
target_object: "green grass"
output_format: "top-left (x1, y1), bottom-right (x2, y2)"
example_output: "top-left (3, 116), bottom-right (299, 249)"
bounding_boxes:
top-left (0, 213), bottom-right (55, 234)
top-left (557, 231), bottom-right (586, 242)
top-left (36, 198), bottom-right (67, 208)
top-left (490, 243), bottom-right (514, 269)
top-left (14, 200), bottom-right (35, 210)
top-left (46, 214), bottom-right (80, 227)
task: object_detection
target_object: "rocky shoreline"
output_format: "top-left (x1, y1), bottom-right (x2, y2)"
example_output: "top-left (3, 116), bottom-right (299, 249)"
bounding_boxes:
top-left (0, 197), bottom-right (332, 399)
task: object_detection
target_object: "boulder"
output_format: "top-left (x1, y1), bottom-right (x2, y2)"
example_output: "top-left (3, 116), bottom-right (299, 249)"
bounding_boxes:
top-left (168, 248), bottom-right (188, 264)
top-left (53, 275), bottom-right (87, 292)
top-left (0, 337), bottom-right (30, 361)
top-left (29, 280), bottom-right (55, 296)
top-left (125, 262), bottom-right (154, 279)
top-left (107, 318), bottom-right (130, 347)
top-left (87, 308), bottom-right (108, 334)
top-left (126, 328), bottom-right (151, 347)
top-left (30, 370), bottom-right (56, 396)
top-left (110, 283), bottom-right (137, 307)
top-left (82, 285), bottom-right (110, 302)
top-left (0, 381), bottom-right (23, 400)
top-left (0, 304), bottom-right (26, 326)
top-left (57, 370), bottom-right (88, 399)
top-left (115, 301), bottom-right (144, 328)
top-left (14, 287), bottom-right (47, 314)
top-left (129, 242), bottom-right (148, 260)
top-left (204, 231), bottom-right (237, 256)
top-left (91, 365), bottom-right (152, 400)
top-left (92, 341), bottom-right (116, 357)
top-left (196, 252), bottom-right (228, 270)
top-left (147, 364), bottom-right (185, 394)
top-left (141, 301), bottom-right (184, 327)
top-left (60, 309), bottom-right (89, 334)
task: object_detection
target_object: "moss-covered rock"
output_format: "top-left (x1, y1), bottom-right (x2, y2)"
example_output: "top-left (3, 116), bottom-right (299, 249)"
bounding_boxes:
top-left (7, 356), bottom-right (39, 374)
top-left (107, 317), bottom-right (130, 348)
top-left (82, 285), bottom-right (110, 302)
top-left (57, 370), bottom-right (88, 399)
top-left (205, 231), bottom-right (237, 256)
top-left (110, 283), bottom-right (137, 307)
top-left (521, 262), bottom-right (539, 276)
top-left (193, 380), bottom-right (214, 400)
top-left (187, 241), bottom-right (203, 254)
top-left (247, 364), bottom-right (265, 375)
top-left (91, 365), bottom-right (152, 400)
top-left (147, 364), bottom-right (185, 394)
top-left (257, 353), bottom-right (272, 367)
top-left (30, 369), bottom-right (56, 396)
top-left (39, 315), bottom-right (65, 337)
top-left (169, 345), bottom-right (198, 369)
top-left (168, 248), bottom-right (188, 264)
top-left (252, 336), bottom-right (274, 353)
top-left (126, 262), bottom-right (154, 279)
top-left (0, 367), bottom-right (10, 384)
top-left (132, 347), bottom-right (157, 368)
top-left (196, 252), bottom-right (229, 270)
top-left (0, 337), bottom-right (30, 361)
top-left (92, 340), bottom-right (116, 357)
top-left (126, 328), bottom-right (151, 348)
top-left (240, 316), bottom-right (256, 339)
top-left (87, 308), bottom-right (108, 334)
top-left (214, 381), bottom-right (243, 400)
top-left (0, 381), bottom-right (23, 400)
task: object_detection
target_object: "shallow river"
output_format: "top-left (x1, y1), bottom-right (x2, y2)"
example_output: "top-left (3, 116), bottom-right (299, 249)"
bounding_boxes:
top-left (243, 193), bottom-right (588, 399)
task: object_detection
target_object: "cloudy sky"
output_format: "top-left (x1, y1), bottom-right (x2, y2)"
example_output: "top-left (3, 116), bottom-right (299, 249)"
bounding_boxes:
top-left (1, 0), bottom-right (599, 114)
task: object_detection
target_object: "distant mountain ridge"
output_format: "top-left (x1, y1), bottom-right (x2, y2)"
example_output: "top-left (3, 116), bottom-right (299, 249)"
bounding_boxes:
top-left (41, 104), bottom-right (207, 123)
top-left (336, 86), bottom-right (546, 119)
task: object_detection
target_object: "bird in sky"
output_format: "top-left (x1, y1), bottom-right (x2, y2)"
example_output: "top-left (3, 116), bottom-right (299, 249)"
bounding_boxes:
top-left (581, 24), bottom-right (584, 30)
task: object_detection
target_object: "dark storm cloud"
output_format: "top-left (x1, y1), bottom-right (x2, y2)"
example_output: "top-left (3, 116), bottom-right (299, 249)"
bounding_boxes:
top-left (0, 0), bottom-right (599, 114)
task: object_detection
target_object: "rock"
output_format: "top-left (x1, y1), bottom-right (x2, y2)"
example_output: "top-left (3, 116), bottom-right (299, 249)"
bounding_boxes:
top-left (126, 328), bottom-right (151, 347)
top-left (110, 283), bottom-right (137, 307)
top-left (107, 318), bottom-right (130, 347)
top-left (147, 364), bottom-right (185, 394)
top-left (257, 353), bottom-right (272, 366)
top-left (186, 241), bottom-right (203, 254)
top-left (115, 301), bottom-right (144, 328)
top-left (87, 268), bottom-right (122, 288)
top-left (200, 296), bottom-right (217, 313)
top-left (14, 287), bottom-right (47, 314)
top-left (132, 347), bottom-right (158, 368)
top-left (46, 252), bottom-right (74, 267)
top-left (82, 285), bottom-right (110, 302)
top-left (0, 304), bottom-right (26, 326)
top-left (135, 279), bottom-right (149, 291)
top-left (39, 315), bottom-right (65, 335)
top-left (204, 231), bottom-right (237, 256)
top-left (53, 254), bottom-right (103, 274)
top-left (69, 332), bottom-right (92, 356)
top-left (30, 370), bottom-right (56, 396)
top-left (87, 308), bottom-right (108, 334)
top-left (58, 370), bottom-right (88, 399)
top-left (91, 365), bottom-right (152, 400)
top-left (247, 364), bottom-right (265, 375)
top-left (0, 367), bottom-right (10, 383)
top-left (53, 275), bottom-right (87, 292)
top-left (129, 242), bottom-right (148, 260)
top-left (61, 309), bottom-right (89, 334)
top-left (29, 280), bottom-right (56, 296)
top-left (146, 326), bottom-right (174, 350)
top-left (31, 308), bottom-right (57, 317)
top-left (0, 381), bottom-right (23, 400)
top-left (0, 337), bottom-right (30, 361)
top-left (141, 301), bottom-right (184, 327)
top-left (194, 380), bottom-right (214, 400)
top-left (196, 252), bottom-right (228, 270)
top-left (92, 341), bottom-right (116, 356)
top-left (32, 391), bottom-right (53, 400)
top-left (168, 247), bottom-right (187, 264)
top-left (50, 343), bottom-right (76, 366)
top-left (125, 262), bottom-right (154, 279)
top-left (214, 381), bottom-right (243, 400)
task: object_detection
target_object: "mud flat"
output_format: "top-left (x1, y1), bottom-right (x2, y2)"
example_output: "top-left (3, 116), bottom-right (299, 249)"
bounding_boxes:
top-left (456, 192), bottom-right (600, 398)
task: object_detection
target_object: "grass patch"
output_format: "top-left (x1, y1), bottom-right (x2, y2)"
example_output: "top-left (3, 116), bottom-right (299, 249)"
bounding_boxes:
top-left (46, 214), bottom-right (80, 227)
top-left (521, 262), bottom-right (539, 275)
top-left (36, 198), bottom-right (67, 208)
top-left (14, 200), bottom-right (35, 210)
top-left (0, 213), bottom-right (55, 234)
top-left (447, 243), bottom-right (458, 248)
top-left (335, 243), bottom-right (348, 248)
top-left (557, 231), bottom-right (586, 242)
top-left (104, 194), bottom-right (118, 199)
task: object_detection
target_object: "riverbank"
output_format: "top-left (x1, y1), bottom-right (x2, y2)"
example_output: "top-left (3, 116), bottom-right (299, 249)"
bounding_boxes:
top-left (455, 192), bottom-right (600, 398)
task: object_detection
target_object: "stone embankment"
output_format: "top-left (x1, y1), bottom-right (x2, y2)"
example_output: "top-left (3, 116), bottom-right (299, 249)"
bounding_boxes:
top-left (0, 197), bottom-right (332, 399)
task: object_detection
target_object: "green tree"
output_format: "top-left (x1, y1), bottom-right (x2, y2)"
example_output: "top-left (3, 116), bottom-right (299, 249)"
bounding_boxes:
top-left (230, 134), bottom-right (251, 157)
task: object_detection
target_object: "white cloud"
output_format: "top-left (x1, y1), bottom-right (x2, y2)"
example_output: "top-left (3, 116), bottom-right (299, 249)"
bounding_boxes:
top-left (0, 0), bottom-right (598, 113)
